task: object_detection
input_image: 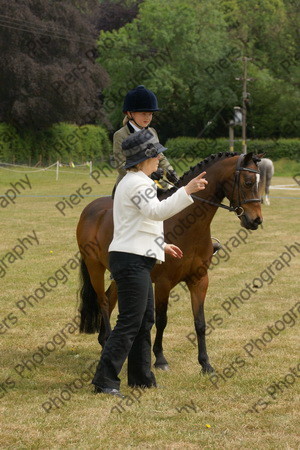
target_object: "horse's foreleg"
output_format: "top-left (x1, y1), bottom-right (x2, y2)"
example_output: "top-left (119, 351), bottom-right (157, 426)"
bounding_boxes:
top-left (188, 275), bottom-right (214, 374)
top-left (153, 284), bottom-right (170, 370)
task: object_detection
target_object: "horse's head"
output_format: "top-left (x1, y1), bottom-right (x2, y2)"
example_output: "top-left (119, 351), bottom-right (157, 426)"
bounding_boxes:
top-left (223, 152), bottom-right (263, 230)
top-left (161, 151), bottom-right (263, 230)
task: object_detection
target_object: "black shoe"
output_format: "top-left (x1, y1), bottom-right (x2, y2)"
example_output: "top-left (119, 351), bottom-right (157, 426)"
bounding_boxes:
top-left (128, 383), bottom-right (157, 389)
top-left (94, 386), bottom-right (125, 398)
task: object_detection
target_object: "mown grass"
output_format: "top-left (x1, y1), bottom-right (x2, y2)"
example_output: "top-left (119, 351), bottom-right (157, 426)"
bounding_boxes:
top-left (271, 158), bottom-right (300, 177)
top-left (0, 163), bottom-right (299, 449)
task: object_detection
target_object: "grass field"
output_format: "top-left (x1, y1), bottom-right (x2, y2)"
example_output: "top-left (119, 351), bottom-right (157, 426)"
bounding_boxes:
top-left (0, 160), bottom-right (299, 449)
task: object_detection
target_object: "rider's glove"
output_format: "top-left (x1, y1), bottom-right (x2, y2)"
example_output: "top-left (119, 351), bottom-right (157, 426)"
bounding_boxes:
top-left (150, 168), bottom-right (164, 181)
top-left (166, 169), bottom-right (179, 184)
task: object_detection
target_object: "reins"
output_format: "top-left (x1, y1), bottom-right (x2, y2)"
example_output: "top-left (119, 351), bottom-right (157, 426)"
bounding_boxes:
top-left (162, 154), bottom-right (260, 217)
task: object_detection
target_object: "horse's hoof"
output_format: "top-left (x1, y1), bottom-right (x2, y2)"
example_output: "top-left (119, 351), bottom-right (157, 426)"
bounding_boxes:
top-left (201, 365), bottom-right (215, 374)
top-left (154, 364), bottom-right (170, 371)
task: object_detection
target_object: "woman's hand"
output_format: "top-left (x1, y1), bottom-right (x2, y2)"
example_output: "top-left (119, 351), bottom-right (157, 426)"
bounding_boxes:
top-left (185, 171), bottom-right (208, 195)
top-left (164, 244), bottom-right (183, 258)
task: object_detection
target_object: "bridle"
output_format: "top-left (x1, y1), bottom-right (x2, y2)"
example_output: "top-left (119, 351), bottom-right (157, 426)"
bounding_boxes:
top-left (163, 154), bottom-right (261, 217)
top-left (228, 153), bottom-right (261, 216)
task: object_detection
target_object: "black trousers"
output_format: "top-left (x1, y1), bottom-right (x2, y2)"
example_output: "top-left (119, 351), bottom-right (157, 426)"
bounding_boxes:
top-left (92, 252), bottom-right (157, 390)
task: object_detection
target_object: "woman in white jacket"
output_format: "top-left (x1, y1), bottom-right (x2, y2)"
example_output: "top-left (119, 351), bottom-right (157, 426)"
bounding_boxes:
top-left (92, 129), bottom-right (208, 397)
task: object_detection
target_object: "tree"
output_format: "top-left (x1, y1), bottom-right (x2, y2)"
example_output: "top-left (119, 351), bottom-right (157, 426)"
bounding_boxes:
top-left (220, 0), bottom-right (298, 79)
top-left (97, 0), bottom-right (299, 139)
top-left (96, 0), bottom-right (238, 140)
top-left (91, 0), bottom-right (143, 32)
top-left (220, 0), bottom-right (299, 138)
top-left (0, 0), bottom-right (109, 129)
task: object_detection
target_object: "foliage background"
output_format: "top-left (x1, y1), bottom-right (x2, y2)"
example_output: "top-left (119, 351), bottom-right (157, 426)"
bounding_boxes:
top-left (97, 0), bottom-right (299, 141)
top-left (0, 0), bottom-right (299, 160)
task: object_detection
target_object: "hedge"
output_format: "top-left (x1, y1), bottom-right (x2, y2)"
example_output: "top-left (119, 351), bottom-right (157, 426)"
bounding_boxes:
top-left (1, 122), bottom-right (299, 166)
top-left (0, 122), bottom-right (111, 165)
top-left (164, 137), bottom-right (300, 161)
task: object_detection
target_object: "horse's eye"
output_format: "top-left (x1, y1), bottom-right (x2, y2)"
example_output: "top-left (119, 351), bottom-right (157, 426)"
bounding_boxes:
top-left (244, 180), bottom-right (253, 188)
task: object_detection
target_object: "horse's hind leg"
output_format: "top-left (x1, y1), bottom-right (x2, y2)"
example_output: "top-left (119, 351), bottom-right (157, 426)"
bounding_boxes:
top-left (84, 258), bottom-right (112, 347)
top-left (98, 281), bottom-right (118, 347)
top-left (264, 169), bottom-right (273, 206)
top-left (153, 284), bottom-right (170, 371)
top-left (188, 275), bottom-right (214, 374)
top-left (258, 177), bottom-right (265, 204)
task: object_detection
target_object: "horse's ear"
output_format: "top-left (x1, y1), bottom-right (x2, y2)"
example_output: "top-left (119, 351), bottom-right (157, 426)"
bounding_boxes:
top-left (243, 152), bottom-right (265, 165)
top-left (242, 152), bottom-right (254, 166)
top-left (253, 152), bottom-right (266, 164)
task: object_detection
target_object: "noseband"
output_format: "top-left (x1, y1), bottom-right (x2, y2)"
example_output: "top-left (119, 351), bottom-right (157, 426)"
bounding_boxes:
top-left (164, 154), bottom-right (260, 216)
top-left (229, 153), bottom-right (261, 216)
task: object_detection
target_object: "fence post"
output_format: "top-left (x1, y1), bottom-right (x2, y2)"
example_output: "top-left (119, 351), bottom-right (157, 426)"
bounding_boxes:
top-left (56, 161), bottom-right (59, 181)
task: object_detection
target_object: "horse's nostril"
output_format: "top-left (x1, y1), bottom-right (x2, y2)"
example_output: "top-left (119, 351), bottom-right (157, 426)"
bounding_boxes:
top-left (254, 217), bottom-right (263, 225)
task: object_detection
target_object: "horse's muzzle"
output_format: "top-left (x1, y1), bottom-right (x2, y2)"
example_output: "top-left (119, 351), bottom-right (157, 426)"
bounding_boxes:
top-left (240, 214), bottom-right (263, 230)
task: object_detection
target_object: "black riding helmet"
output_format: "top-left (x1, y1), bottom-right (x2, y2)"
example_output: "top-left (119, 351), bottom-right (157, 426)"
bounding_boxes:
top-left (123, 85), bottom-right (161, 112)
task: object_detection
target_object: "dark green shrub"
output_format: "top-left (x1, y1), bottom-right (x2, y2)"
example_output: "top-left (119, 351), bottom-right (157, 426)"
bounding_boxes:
top-left (0, 123), bottom-right (111, 165)
top-left (165, 137), bottom-right (300, 161)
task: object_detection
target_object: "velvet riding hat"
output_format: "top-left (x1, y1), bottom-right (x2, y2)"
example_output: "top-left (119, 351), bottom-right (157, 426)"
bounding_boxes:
top-left (122, 129), bottom-right (167, 169)
top-left (122, 85), bottom-right (161, 112)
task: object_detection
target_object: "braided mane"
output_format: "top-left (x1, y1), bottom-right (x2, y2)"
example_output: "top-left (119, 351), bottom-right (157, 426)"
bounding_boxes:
top-left (158, 151), bottom-right (240, 199)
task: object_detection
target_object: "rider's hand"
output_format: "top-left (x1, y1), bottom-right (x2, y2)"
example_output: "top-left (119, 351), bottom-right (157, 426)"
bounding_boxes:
top-left (150, 168), bottom-right (164, 181)
top-left (185, 171), bottom-right (208, 195)
top-left (164, 244), bottom-right (183, 258)
top-left (166, 169), bottom-right (179, 184)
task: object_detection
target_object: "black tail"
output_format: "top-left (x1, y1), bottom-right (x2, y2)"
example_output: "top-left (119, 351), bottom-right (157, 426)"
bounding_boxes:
top-left (78, 259), bottom-right (101, 333)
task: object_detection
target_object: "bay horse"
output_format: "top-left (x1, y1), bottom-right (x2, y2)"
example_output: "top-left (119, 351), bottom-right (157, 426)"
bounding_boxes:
top-left (257, 158), bottom-right (274, 205)
top-left (76, 152), bottom-right (263, 374)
